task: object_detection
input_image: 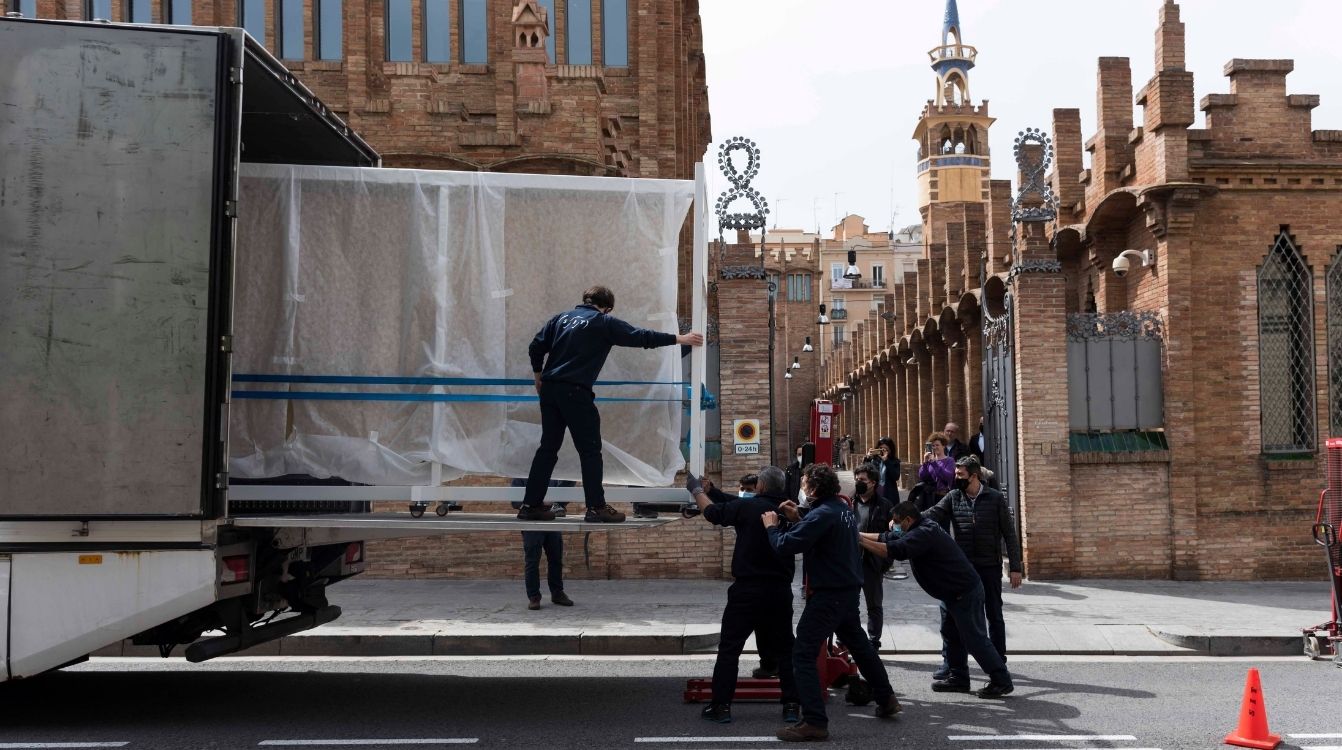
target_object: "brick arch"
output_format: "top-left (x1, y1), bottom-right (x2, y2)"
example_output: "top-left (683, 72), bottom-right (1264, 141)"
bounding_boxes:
top-left (381, 153), bottom-right (484, 171)
top-left (487, 153), bottom-right (618, 176)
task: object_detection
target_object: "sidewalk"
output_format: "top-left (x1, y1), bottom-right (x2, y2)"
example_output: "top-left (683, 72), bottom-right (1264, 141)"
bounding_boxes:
top-left (102, 577), bottom-right (1333, 658)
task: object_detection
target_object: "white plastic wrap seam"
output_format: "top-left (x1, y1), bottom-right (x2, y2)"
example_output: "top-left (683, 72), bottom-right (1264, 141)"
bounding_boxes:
top-left (230, 164), bottom-right (695, 487)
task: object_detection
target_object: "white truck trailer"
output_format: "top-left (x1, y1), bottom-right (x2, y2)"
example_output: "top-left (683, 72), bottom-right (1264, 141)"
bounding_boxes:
top-left (0, 17), bottom-right (708, 681)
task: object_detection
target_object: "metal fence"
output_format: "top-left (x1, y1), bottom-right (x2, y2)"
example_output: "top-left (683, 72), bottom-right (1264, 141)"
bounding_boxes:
top-left (1066, 312), bottom-right (1164, 432)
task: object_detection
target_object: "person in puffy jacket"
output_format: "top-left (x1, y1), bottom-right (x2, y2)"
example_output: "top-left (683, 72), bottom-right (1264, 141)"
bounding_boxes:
top-left (518, 285), bottom-right (702, 524)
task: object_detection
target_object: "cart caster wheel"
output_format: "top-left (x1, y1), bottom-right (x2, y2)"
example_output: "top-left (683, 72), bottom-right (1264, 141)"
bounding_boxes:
top-left (681, 506), bottom-right (701, 519)
top-left (435, 502), bottom-right (450, 517)
top-left (409, 504), bottom-right (425, 518)
top-left (1305, 635), bottom-right (1325, 660)
top-left (844, 676), bottom-right (872, 706)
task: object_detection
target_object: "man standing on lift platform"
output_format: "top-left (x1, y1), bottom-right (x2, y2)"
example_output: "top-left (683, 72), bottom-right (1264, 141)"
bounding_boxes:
top-left (518, 285), bottom-right (703, 524)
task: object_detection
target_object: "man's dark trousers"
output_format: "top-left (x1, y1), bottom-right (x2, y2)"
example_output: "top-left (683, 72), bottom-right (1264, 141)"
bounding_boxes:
top-left (792, 588), bottom-right (894, 728)
top-left (861, 565), bottom-right (884, 646)
top-left (940, 580), bottom-right (1011, 686)
top-left (712, 580), bottom-right (798, 706)
top-left (977, 565), bottom-right (1007, 661)
top-left (524, 381), bottom-right (605, 509)
top-left (522, 531), bottom-right (564, 600)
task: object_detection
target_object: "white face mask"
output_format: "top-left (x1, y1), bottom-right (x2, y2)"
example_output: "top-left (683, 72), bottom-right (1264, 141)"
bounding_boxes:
top-left (797, 488), bottom-right (808, 504)
top-left (738, 491), bottom-right (755, 498)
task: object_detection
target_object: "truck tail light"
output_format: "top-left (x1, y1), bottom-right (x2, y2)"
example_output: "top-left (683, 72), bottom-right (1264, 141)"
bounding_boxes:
top-left (221, 554), bottom-right (250, 584)
top-left (344, 542), bottom-right (364, 564)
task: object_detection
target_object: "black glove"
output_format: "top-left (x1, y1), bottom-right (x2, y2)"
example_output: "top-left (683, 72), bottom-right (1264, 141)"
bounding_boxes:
top-left (686, 474), bottom-right (704, 496)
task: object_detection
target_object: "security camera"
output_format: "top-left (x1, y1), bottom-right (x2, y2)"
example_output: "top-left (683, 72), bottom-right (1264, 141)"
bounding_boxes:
top-left (1112, 249), bottom-right (1152, 278)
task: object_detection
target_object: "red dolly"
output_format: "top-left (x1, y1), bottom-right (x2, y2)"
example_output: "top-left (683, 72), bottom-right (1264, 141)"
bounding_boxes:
top-left (1303, 437), bottom-right (1342, 665)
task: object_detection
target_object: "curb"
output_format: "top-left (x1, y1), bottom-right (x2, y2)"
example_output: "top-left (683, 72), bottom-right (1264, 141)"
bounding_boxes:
top-left (1150, 630), bottom-right (1303, 657)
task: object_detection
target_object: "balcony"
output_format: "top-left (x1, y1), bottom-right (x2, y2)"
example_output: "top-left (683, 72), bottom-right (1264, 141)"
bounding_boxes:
top-left (928, 44), bottom-right (977, 64)
top-left (830, 279), bottom-right (886, 291)
top-left (830, 308), bottom-right (848, 321)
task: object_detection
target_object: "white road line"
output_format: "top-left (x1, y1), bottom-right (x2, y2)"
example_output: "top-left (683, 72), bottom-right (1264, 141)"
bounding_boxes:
top-left (0, 745), bottom-right (129, 749)
top-left (1300, 746), bottom-right (1342, 750)
top-left (258, 741), bottom-right (478, 747)
top-left (634, 739), bottom-right (778, 744)
top-left (948, 736), bottom-right (1138, 742)
top-left (1292, 736), bottom-right (1342, 740)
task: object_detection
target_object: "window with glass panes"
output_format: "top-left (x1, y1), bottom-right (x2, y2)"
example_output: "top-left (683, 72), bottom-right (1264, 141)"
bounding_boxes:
top-left (1257, 228), bottom-right (1316, 453)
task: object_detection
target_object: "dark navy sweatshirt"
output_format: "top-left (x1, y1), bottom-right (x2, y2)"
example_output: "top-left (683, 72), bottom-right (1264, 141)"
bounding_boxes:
top-left (529, 304), bottom-right (678, 389)
top-left (766, 495), bottom-right (862, 590)
top-left (879, 517), bottom-right (980, 602)
top-left (703, 489), bottom-right (796, 584)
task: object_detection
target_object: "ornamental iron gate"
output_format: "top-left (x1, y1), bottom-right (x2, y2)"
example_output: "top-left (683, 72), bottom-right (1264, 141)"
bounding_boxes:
top-left (981, 285), bottom-right (1019, 521)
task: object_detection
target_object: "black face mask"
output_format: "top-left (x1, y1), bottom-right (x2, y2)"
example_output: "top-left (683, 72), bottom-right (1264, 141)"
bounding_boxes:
top-left (953, 477), bottom-right (969, 493)
top-left (854, 481), bottom-right (869, 496)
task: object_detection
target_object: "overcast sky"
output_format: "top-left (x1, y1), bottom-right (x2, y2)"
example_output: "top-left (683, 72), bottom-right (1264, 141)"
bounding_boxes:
top-left (699, 0), bottom-right (1342, 236)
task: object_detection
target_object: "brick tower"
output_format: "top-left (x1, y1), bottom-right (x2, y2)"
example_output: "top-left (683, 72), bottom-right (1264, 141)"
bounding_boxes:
top-left (913, 0), bottom-right (995, 210)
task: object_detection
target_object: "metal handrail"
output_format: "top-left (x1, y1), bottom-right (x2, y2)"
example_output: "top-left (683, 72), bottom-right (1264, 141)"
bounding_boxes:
top-left (928, 44), bottom-right (977, 63)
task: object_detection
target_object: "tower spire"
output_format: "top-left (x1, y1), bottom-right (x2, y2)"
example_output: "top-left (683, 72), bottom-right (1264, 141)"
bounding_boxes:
top-left (943, 0), bottom-right (962, 46)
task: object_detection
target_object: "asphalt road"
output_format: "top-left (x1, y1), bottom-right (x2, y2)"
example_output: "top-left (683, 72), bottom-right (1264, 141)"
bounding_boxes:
top-left (0, 656), bottom-right (1338, 750)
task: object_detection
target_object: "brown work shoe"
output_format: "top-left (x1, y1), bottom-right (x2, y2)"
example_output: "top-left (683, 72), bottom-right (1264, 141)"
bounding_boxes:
top-left (517, 505), bottom-right (556, 521)
top-left (527, 596), bottom-right (541, 610)
top-left (776, 722), bottom-right (829, 742)
top-left (874, 694), bottom-right (901, 718)
top-left (584, 505), bottom-right (626, 523)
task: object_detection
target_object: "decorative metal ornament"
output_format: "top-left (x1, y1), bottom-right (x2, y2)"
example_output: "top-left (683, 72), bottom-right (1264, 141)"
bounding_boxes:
top-left (1065, 311), bottom-right (1164, 341)
top-left (718, 265), bottom-right (768, 280)
top-left (1010, 127), bottom-right (1058, 223)
top-left (1006, 259), bottom-right (1062, 283)
top-left (714, 136), bottom-right (769, 240)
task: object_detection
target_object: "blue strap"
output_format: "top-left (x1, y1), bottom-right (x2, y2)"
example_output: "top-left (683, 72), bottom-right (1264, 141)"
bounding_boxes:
top-left (233, 374), bottom-right (688, 387)
top-left (231, 390), bottom-right (682, 404)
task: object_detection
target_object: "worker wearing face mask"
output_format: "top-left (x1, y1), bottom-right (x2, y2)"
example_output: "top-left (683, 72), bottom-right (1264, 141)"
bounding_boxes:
top-left (851, 464), bottom-right (894, 652)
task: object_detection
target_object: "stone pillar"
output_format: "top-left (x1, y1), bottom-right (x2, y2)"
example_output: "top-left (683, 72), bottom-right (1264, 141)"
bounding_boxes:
top-left (904, 358), bottom-right (920, 472)
top-left (882, 363), bottom-right (897, 445)
top-left (717, 252), bottom-right (772, 483)
top-left (1010, 221), bottom-right (1074, 579)
top-left (948, 342), bottom-right (967, 435)
top-left (917, 346), bottom-right (933, 450)
top-left (893, 362), bottom-right (907, 473)
top-left (931, 340), bottom-right (949, 434)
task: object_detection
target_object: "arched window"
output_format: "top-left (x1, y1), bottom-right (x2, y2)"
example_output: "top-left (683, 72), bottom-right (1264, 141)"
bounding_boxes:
top-left (1258, 228), bottom-right (1316, 453)
top-left (602, 0), bottom-right (628, 67)
top-left (1328, 248), bottom-right (1342, 437)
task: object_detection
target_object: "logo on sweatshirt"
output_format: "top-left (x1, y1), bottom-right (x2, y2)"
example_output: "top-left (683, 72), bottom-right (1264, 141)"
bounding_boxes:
top-left (557, 314), bottom-right (591, 331)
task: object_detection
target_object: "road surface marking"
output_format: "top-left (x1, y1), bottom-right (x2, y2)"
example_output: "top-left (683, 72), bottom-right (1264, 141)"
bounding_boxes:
top-left (949, 736), bottom-right (1138, 742)
top-left (1291, 736), bottom-right (1342, 740)
top-left (259, 741), bottom-right (478, 747)
top-left (0, 745), bottom-right (129, 749)
top-left (1299, 746), bottom-right (1342, 750)
top-left (634, 739), bottom-right (778, 744)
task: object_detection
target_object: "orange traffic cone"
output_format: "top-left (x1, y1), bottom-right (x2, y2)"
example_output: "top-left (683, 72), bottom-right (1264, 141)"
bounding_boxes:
top-left (1224, 668), bottom-right (1281, 749)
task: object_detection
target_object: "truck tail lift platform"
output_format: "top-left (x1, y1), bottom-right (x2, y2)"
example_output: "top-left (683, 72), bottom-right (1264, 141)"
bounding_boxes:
top-left (1304, 437), bottom-right (1342, 665)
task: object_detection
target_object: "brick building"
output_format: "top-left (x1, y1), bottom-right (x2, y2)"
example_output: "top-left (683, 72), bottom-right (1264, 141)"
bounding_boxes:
top-left (825, 0), bottom-right (1342, 580)
top-left (9, 0), bottom-right (725, 579)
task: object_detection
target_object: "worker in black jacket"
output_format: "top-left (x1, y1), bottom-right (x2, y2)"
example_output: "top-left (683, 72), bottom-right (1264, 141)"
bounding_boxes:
top-left (860, 501), bottom-right (1014, 699)
top-left (923, 455), bottom-right (1022, 670)
top-left (519, 285), bottom-right (702, 523)
top-left (687, 466), bottom-right (800, 726)
top-left (851, 464), bottom-right (894, 652)
top-left (763, 464), bottom-right (899, 742)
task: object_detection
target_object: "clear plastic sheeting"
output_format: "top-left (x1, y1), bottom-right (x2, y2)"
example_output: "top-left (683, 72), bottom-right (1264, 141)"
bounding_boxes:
top-left (230, 164), bottom-right (695, 487)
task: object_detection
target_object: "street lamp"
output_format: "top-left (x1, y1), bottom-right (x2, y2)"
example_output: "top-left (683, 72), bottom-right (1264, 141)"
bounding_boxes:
top-left (791, 356), bottom-right (801, 370)
top-left (784, 371), bottom-right (793, 380)
top-left (843, 249), bottom-right (862, 280)
top-left (803, 336), bottom-right (813, 353)
top-left (818, 303), bottom-right (830, 325)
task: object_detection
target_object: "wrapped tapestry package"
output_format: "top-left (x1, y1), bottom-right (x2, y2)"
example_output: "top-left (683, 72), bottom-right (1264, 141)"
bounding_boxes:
top-left (229, 164), bottom-right (695, 487)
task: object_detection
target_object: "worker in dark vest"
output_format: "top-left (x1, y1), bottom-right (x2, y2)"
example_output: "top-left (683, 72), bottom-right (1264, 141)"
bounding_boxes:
top-left (687, 466), bottom-right (800, 726)
top-left (518, 285), bottom-right (702, 523)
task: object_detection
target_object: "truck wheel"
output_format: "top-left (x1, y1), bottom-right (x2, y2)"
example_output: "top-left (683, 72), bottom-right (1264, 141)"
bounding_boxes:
top-left (435, 503), bottom-right (450, 517)
top-left (409, 504), bottom-right (425, 518)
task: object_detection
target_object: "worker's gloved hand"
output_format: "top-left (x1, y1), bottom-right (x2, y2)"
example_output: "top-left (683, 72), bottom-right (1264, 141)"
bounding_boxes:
top-left (685, 474), bottom-right (704, 496)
